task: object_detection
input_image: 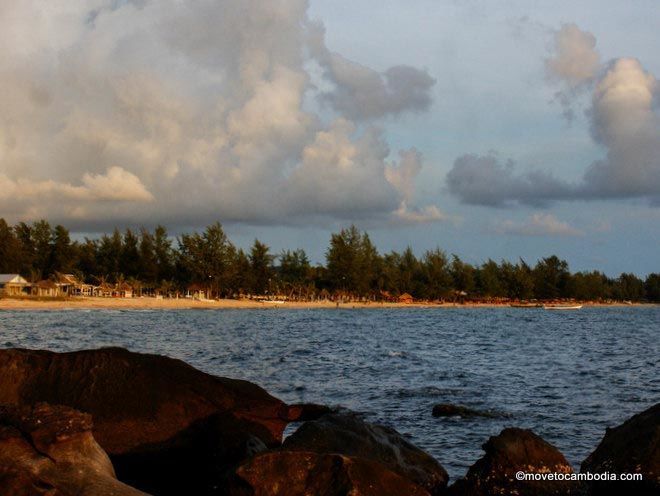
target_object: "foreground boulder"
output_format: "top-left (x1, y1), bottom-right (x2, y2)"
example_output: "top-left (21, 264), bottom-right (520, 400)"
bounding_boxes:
top-left (581, 403), bottom-right (659, 496)
top-left (449, 428), bottom-right (583, 496)
top-left (0, 403), bottom-right (148, 496)
top-left (229, 451), bottom-right (430, 496)
top-left (281, 412), bottom-right (448, 495)
top-left (0, 347), bottom-right (289, 495)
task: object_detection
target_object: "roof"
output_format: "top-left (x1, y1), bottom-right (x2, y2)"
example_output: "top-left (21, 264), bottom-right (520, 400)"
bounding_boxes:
top-left (57, 273), bottom-right (81, 285)
top-left (0, 274), bottom-right (28, 284)
top-left (37, 280), bottom-right (58, 289)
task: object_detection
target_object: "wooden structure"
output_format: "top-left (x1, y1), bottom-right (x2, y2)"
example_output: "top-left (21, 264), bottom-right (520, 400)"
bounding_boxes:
top-left (186, 283), bottom-right (206, 300)
top-left (33, 280), bottom-right (60, 297)
top-left (398, 292), bottom-right (414, 304)
top-left (0, 274), bottom-right (30, 296)
top-left (55, 274), bottom-right (93, 297)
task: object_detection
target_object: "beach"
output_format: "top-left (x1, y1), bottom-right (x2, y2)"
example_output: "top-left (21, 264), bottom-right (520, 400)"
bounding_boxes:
top-left (0, 296), bottom-right (651, 311)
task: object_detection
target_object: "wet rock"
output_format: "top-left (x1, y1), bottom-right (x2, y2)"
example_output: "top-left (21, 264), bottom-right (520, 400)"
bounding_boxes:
top-left (432, 403), bottom-right (499, 418)
top-left (229, 451), bottom-right (430, 496)
top-left (0, 403), bottom-right (148, 496)
top-left (581, 403), bottom-right (659, 496)
top-left (286, 403), bottom-right (334, 422)
top-left (0, 347), bottom-right (289, 495)
top-left (282, 412), bottom-right (448, 495)
top-left (449, 427), bottom-right (583, 496)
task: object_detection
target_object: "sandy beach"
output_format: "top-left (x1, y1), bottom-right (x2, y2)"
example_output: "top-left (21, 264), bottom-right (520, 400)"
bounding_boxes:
top-left (0, 296), bottom-right (651, 311)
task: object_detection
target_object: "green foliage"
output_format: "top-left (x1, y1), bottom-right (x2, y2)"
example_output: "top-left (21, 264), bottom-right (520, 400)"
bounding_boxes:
top-left (326, 225), bottom-right (379, 297)
top-left (0, 217), bottom-right (656, 302)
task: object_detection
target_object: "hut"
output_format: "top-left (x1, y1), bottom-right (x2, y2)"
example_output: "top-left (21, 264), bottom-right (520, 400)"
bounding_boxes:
top-left (55, 273), bottom-right (93, 296)
top-left (186, 283), bottom-right (206, 300)
top-left (398, 292), bottom-right (414, 304)
top-left (115, 282), bottom-right (134, 298)
top-left (94, 283), bottom-right (114, 298)
top-left (33, 280), bottom-right (60, 297)
top-left (0, 274), bottom-right (30, 296)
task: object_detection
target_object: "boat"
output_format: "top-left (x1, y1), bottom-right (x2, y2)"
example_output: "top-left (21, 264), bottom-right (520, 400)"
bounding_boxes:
top-left (510, 303), bottom-right (541, 308)
top-left (543, 304), bottom-right (582, 310)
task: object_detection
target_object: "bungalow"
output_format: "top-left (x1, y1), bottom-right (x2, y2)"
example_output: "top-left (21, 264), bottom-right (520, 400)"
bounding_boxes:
top-left (55, 273), bottom-right (94, 297)
top-left (186, 283), bottom-right (206, 300)
top-left (33, 280), bottom-right (61, 298)
top-left (398, 292), bottom-right (414, 304)
top-left (0, 274), bottom-right (30, 297)
top-left (115, 282), bottom-right (133, 298)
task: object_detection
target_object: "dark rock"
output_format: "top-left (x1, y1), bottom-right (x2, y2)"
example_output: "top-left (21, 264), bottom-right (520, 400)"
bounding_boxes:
top-left (449, 427), bottom-right (583, 496)
top-left (581, 403), bottom-right (659, 496)
top-left (281, 412), bottom-right (448, 495)
top-left (432, 403), bottom-right (499, 418)
top-left (0, 403), bottom-right (148, 496)
top-left (0, 347), bottom-right (289, 495)
top-left (286, 403), bottom-right (334, 422)
top-left (229, 450), bottom-right (431, 496)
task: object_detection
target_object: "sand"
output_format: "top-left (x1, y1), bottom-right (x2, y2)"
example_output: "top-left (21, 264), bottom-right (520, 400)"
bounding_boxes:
top-left (0, 296), bottom-right (651, 311)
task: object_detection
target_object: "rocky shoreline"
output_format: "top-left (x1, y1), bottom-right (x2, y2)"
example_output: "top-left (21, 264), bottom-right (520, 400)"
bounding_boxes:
top-left (0, 347), bottom-right (657, 495)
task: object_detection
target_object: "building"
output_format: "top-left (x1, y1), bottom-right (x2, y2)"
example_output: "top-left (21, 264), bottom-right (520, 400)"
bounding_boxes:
top-left (33, 280), bottom-right (61, 297)
top-left (0, 274), bottom-right (30, 297)
top-left (55, 273), bottom-right (94, 297)
top-left (398, 292), bottom-right (414, 304)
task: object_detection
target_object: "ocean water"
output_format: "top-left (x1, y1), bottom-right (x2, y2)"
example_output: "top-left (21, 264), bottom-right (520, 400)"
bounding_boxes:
top-left (1, 306), bottom-right (658, 480)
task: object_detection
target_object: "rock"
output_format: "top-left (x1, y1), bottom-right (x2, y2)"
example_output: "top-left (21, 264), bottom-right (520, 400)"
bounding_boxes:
top-left (286, 403), bottom-right (334, 422)
top-left (0, 403), bottom-right (148, 496)
top-left (0, 347), bottom-right (289, 495)
top-left (281, 412), bottom-right (448, 495)
top-left (581, 403), bottom-right (659, 496)
top-left (432, 404), bottom-right (499, 418)
top-left (449, 427), bottom-right (583, 496)
top-left (229, 451), bottom-right (431, 496)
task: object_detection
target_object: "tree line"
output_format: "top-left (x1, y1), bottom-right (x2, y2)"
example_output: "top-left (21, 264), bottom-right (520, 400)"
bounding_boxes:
top-left (0, 219), bottom-right (658, 302)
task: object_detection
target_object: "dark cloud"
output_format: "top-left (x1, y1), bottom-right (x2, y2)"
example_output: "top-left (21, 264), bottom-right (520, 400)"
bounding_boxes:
top-left (307, 21), bottom-right (436, 121)
top-left (446, 154), bottom-right (575, 207)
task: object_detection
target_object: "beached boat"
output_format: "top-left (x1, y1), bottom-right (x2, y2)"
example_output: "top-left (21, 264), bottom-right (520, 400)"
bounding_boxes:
top-left (543, 304), bottom-right (583, 310)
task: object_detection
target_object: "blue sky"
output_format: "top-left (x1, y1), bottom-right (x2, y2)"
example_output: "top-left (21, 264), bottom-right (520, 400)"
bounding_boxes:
top-left (0, 1), bottom-right (658, 275)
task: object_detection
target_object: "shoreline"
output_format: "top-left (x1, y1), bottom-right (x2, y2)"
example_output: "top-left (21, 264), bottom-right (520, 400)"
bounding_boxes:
top-left (0, 296), bottom-right (655, 311)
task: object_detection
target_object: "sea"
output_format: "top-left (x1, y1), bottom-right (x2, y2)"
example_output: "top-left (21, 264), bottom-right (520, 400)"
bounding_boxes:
top-left (1, 306), bottom-right (658, 481)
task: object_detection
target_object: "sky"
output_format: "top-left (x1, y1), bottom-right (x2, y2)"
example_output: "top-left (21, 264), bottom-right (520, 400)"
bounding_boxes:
top-left (0, 0), bottom-right (658, 275)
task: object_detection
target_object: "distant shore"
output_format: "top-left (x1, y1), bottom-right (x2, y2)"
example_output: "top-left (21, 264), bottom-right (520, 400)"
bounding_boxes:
top-left (0, 296), bottom-right (654, 311)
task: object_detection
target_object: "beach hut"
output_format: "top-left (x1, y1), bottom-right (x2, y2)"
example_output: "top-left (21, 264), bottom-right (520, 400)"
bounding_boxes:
top-left (186, 283), bottom-right (206, 300)
top-left (115, 282), bottom-right (134, 298)
top-left (55, 273), bottom-right (93, 296)
top-left (0, 274), bottom-right (30, 296)
top-left (398, 292), bottom-right (414, 304)
top-left (94, 283), bottom-right (114, 298)
top-left (33, 280), bottom-right (61, 297)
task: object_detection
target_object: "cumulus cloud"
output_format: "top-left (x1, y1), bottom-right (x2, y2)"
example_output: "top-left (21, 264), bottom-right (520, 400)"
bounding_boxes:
top-left (546, 23), bottom-right (600, 87)
top-left (383, 148), bottom-right (447, 222)
top-left (495, 213), bottom-right (583, 237)
top-left (448, 25), bottom-right (660, 207)
top-left (545, 23), bottom-right (601, 122)
top-left (307, 21), bottom-right (435, 121)
top-left (0, 0), bottom-right (442, 228)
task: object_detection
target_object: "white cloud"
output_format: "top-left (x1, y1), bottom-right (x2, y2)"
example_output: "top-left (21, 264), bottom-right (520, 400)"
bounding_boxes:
top-left (496, 213), bottom-right (583, 237)
top-left (0, 0), bottom-right (442, 228)
top-left (546, 23), bottom-right (600, 88)
top-left (81, 166), bottom-right (154, 202)
top-left (447, 24), bottom-right (660, 207)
